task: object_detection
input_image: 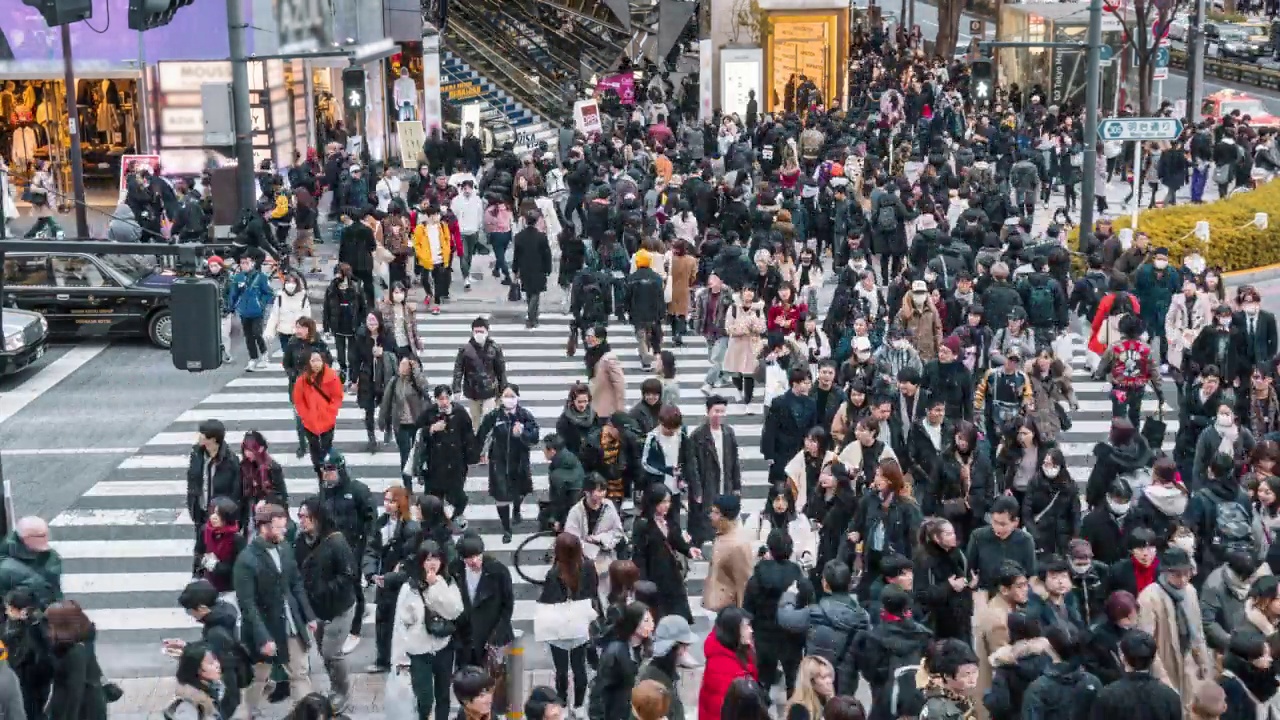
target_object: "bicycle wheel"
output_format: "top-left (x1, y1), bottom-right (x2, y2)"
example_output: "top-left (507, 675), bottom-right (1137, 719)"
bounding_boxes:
top-left (512, 530), bottom-right (558, 585)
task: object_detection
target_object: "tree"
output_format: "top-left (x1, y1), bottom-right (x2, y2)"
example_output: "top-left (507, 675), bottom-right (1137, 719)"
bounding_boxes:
top-left (730, 0), bottom-right (770, 44)
top-left (1108, 0), bottom-right (1192, 115)
top-left (935, 0), bottom-right (966, 58)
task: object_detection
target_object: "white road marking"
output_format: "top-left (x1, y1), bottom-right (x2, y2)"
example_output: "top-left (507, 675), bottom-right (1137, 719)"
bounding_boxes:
top-left (0, 344), bottom-right (108, 426)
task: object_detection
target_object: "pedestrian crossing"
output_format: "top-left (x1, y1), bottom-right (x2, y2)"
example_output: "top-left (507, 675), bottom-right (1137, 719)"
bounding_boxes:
top-left (50, 311), bottom-right (1178, 666)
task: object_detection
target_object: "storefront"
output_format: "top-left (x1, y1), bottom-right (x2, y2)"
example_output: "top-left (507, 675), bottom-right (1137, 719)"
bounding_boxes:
top-left (0, 0), bottom-right (232, 199)
top-left (761, 5), bottom-right (850, 114)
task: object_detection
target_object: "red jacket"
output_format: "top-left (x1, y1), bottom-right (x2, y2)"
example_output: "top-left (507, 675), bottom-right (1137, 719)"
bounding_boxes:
top-left (292, 366), bottom-right (344, 435)
top-left (1087, 292), bottom-right (1142, 355)
top-left (697, 631), bottom-right (758, 720)
top-left (767, 302), bottom-right (808, 336)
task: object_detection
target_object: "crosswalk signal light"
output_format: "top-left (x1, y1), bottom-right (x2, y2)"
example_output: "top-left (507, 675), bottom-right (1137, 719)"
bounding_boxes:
top-left (170, 279), bottom-right (224, 372)
top-left (128, 0), bottom-right (194, 31)
top-left (971, 59), bottom-right (994, 104)
top-left (20, 0), bottom-right (93, 27)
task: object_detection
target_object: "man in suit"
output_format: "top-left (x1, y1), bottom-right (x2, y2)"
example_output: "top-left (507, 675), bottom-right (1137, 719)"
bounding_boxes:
top-left (1233, 285), bottom-right (1278, 407)
top-left (233, 504), bottom-right (316, 712)
top-left (450, 533), bottom-right (515, 668)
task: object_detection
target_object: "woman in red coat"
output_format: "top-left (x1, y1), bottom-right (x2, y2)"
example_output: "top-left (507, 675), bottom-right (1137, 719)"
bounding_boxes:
top-left (767, 284), bottom-right (808, 337)
top-left (291, 349), bottom-right (344, 473)
top-left (1087, 289), bottom-right (1141, 356)
top-left (698, 606), bottom-right (759, 720)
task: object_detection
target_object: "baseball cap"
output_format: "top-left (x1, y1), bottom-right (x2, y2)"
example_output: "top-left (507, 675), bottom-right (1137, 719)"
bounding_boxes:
top-left (651, 615), bottom-right (698, 657)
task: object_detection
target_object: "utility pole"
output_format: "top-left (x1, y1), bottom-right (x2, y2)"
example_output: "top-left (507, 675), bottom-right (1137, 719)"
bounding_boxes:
top-left (1186, 0), bottom-right (1207, 124)
top-left (1077, 0), bottom-right (1104, 252)
top-left (60, 25), bottom-right (89, 239)
top-left (226, 0), bottom-right (257, 213)
top-left (137, 30), bottom-right (151, 153)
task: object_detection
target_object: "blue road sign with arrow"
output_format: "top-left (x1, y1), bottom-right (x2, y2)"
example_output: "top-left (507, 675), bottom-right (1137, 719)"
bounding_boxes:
top-left (1099, 117), bottom-right (1183, 141)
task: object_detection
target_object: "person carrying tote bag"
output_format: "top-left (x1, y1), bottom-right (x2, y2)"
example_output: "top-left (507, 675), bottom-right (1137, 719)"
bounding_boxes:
top-left (535, 533), bottom-right (602, 713)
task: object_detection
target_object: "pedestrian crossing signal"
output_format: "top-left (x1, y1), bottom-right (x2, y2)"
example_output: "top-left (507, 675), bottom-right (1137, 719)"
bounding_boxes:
top-left (170, 279), bottom-right (223, 372)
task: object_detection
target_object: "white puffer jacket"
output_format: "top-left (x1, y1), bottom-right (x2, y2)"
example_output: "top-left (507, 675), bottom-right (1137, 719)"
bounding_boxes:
top-left (264, 286), bottom-right (310, 337)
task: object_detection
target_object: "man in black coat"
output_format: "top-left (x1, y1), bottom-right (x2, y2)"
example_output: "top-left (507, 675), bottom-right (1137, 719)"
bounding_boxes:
top-left (294, 499), bottom-right (358, 708)
top-left (511, 210), bottom-right (553, 328)
top-left (761, 366), bottom-right (818, 485)
top-left (1233, 285), bottom-right (1279, 401)
top-left (1089, 630), bottom-right (1181, 720)
top-left (233, 505), bottom-right (316, 711)
top-left (450, 534), bottom-right (515, 668)
top-left (186, 419), bottom-right (240, 542)
top-left (626, 251), bottom-right (667, 371)
top-left (177, 580), bottom-right (246, 718)
top-left (338, 210), bottom-right (377, 308)
top-left (414, 385), bottom-right (478, 529)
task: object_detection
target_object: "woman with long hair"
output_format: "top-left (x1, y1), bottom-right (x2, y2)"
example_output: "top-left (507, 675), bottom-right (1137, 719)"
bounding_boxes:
top-left (588, 602), bottom-right (655, 720)
top-left (1026, 348), bottom-right (1077, 443)
top-left (1255, 472), bottom-right (1280, 557)
top-left (45, 600), bottom-right (108, 719)
top-left (636, 614), bottom-right (698, 720)
top-left (785, 656), bottom-right (837, 720)
top-left (166, 641), bottom-right (227, 719)
top-left (409, 493), bottom-right (455, 550)
top-left (913, 517), bottom-right (975, 642)
top-left (849, 459), bottom-right (922, 596)
top-left (537, 533), bottom-right (601, 712)
top-left (192, 496), bottom-right (245, 594)
top-left (924, 421), bottom-right (993, 545)
top-left (282, 317), bottom-right (333, 459)
top-left (352, 310), bottom-right (395, 452)
top-left (751, 482), bottom-right (817, 569)
top-left (366, 486), bottom-right (416, 673)
top-left (391, 540), bottom-right (464, 720)
top-left (1020, 446), bottom-right (1080, 559)
top-left (239, 431), bottom-right (287, 525)
top-left (699, 607), bottom-right (759, 720)
top-left (808, 464), bottom-right (859, 588)
top-left (379, 354), bottom-right (430, 492)
top-left (995, 416), bottom-right (1052, 507)
top-left (632, 484), bottom-right (699, 621)
top-left (785, 427), bottom-right (839, 511)
top-left (475, 383), bottom-right (542, 543)
top-left (378, 282), bottom-right (422, 356)
top-left (667, 238), bottom-right (698, 346)
top-left (719, 676), bottom-right (771, 720)
top-left (292, 349), bottom-right (344, 476)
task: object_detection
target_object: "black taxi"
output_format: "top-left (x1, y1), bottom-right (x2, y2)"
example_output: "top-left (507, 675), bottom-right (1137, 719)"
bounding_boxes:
top-left (1, 252), bottom-right (176, 348)
top-left (0, 308), bottom-right (48, 376)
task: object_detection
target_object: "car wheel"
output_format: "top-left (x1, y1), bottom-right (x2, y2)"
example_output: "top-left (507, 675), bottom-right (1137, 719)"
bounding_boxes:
top-left (148, 309), bottom-right (173, 349)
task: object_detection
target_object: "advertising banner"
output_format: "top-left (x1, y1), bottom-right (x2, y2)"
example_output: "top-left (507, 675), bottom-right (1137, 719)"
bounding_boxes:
top-left (397, 120), bottom-right (425, 168)
top-left (118, 154), bottom-right (160, 200)
top-left (597, 73), bottom-right (636, 105)
top-left (574, 99), bottom-right (602, 135)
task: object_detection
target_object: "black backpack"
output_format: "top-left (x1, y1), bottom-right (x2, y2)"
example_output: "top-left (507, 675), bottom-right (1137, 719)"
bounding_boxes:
top-left (1079, 274), bottom-right (1107, 319)
top-left (579, 276), bottom-right (608, 321)
top-left (1026, 283), bottom-right (1057, 326)
top-left (1201, 490), bottom-right (1253, 558)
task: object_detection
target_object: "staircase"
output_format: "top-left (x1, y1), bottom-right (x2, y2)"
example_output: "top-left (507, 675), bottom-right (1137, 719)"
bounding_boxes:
top-left (439, 51), bottom-right (559, 155)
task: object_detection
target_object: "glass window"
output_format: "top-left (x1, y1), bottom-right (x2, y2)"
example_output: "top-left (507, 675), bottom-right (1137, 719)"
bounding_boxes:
top-left (50, 256), bottom-right (111, 288)
top-left (2, 256), bottom-right (50, 286)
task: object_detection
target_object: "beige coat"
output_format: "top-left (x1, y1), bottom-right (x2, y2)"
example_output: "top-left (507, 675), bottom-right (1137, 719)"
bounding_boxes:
top-left (667, 253), bottom-right (698, 317)
top-left (590, 351), bottom-right (627, 417)
top-left (897, 298), bottom-right (944, 362)
top-left (702, 522), bottom-right (757, 613)
top-left (724, 298), bottom-right (767, 376)
top-left (1165, 291), bottom-right (1213, 370)
top-left (1138, 581), bottom-right (1212, 709)
top-left (973, 593), bottom-right (1015, 720)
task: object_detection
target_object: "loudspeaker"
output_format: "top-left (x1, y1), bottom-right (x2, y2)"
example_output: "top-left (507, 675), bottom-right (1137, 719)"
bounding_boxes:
top-left (170, 278), bottom-right (223, 372)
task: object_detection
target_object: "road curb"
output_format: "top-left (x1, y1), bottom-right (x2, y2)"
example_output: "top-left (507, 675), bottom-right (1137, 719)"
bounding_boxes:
top-left (1226, 262), bottom-right (1280, 286)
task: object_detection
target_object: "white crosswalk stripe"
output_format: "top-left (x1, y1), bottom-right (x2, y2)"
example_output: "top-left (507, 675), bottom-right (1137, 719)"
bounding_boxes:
top-left (53, 311), bottom-right (1175, 657)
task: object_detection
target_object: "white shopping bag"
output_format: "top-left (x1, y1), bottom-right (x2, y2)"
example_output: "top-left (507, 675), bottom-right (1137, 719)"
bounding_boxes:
top-left (385, 667), bottom-right (417, 719)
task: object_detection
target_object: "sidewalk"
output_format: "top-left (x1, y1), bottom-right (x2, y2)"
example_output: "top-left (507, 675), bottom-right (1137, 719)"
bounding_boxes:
top-left (110, 666), bottom-right (707, 718)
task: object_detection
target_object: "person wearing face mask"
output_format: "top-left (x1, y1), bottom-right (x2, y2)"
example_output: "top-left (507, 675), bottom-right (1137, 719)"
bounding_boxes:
top-left (475, 384), bottom-right (541, 543)
top-left (1166, 277), bottom-right (1213, 391)
top-left (1078, 476), bottom-right (1136, 566)
top-left (378, 282), bottom-right (422, 356)
top-left (1021, 448), bottom-right (1080, 561)
top-left (1192, 305), bottom-right (1251, 396)
top-left (1136, 547), bottom-right (1213, 705)
top-left (1060, 540), bottom-right (1109, 626)
top-left (1232, 287), bottom-right (1279, 401)
top-left (264, 271), bottom-right (311, 359)
top-left (1193, 406), bottom-right (1256, 491)
top-left (453, 317), bottom-right (508, 429)
top-left (1134, 248), bottom-right (1182, 370)
top-left (412, 385), bottom-right (478, 531)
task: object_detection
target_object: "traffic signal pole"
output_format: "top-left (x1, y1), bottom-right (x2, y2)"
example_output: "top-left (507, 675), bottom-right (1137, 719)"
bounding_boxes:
top-left (60, 25), bottom-right (90, 239)
top-left (226, 0), bottom-right (258, 213)
top-left (1078, 0), bottom-right (1104, 252)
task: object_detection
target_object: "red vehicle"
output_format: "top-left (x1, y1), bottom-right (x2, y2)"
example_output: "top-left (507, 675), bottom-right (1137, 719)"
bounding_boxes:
top-left (1202, 90), bottom-right (1280, 128)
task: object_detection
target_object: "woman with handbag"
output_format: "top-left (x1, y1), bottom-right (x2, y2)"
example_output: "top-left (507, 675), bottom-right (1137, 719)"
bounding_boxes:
top-left (536, 533), bottom-right (601, 714)
top-left (45, 600), bottom-right (109, 720)
top-left (1026, 349), bottom-right (1078, 444)
top-left (379, 355), bottom-right (430, 492)
top-left (364, 487), bottom-right (416, 674)
top-left (352, 311), bottom-right (396, 452)
top-left (913, 517), bottom-right (975, 642)
top-left (632, 485), bottom-right (700, 622)
top-left (391, 540), bottom-right (465, 720)
top-left (587, 602), bottom-right (655, 720)
top-left (924, 422), bottom-right (994, 546)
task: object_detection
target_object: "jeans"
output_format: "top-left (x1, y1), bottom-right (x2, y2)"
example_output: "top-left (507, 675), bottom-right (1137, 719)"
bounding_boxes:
top-left (277, 333), bottom-right (291, 355)
top-left (395, 426), bottom-right (417, 490)
top-left (241, 315), bottom-right (267, 361)
top-left (550, 644), bottom-right (589, 707)
top-left (408, 645), bottom-right (456, 720)
top-left (246, 636), bottom-right (312, 710)
top-left (1191, 165), bottom-right (1208, 202)
top-left (315, 603), bottom-right (356, 697)
top-left (334, 333), bottom-right (352, 374)
top-left (1111, 386), bottom-right (1144, 427)
top-left (704, 336), bottom-right (729, 387)
top-left (220, 315), bottom-right (235, 357)
top-left (489, 231), bottom-right (512, 279)
top-left (459, 232), bottom-right (480, 279)
top-left (526, 291), bottom-right (542, 324)
top-left (305, 429), bottom-right (335, 473)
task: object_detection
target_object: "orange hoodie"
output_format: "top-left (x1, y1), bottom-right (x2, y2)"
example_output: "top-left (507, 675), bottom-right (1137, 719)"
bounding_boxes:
top-left (292, 365), bottom-right (344, 435)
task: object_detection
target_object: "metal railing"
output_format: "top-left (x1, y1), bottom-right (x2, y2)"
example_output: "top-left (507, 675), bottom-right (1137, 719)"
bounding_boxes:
top-left (445, 15), bottom-right (574, 122)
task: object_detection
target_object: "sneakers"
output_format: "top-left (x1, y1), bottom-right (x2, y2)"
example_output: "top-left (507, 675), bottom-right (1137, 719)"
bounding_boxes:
top-left (245, 359), bottom-right (259, 372)
top-left (464, 279), bottom-right (472, 291)
top-left (452, 515), bottom-right (468, 532)
top-left (366, 663), bottom-right (390, 674)
top-left (254, 357), bottom-right (269, 371)
top-left (329, 693), bottom-right (350, 714)
top-left (341, 634), bottom-right (361, 655)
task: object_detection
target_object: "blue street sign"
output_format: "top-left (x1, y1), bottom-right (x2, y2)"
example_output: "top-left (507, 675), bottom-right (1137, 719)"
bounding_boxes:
top-left (1099, 45), bottom-right (1116, 61)
top-left (1099, 117), bottom-right (1184, 141)
top-left (1155, 46), bottom-right (1171, 68)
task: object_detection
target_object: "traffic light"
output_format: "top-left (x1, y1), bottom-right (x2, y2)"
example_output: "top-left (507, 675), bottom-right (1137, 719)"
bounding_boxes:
top-left (128, 0), bottom-right (194, 31)
top-left (20, 0), bottom-right (93, 28)
top-left (170, 279), bottom-right (223, 372)
top-left (971, 59), bottom-right (995, 105)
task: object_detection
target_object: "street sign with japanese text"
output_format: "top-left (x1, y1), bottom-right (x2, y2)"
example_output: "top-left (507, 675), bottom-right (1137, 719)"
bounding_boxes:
top-left (1099, 117), bottom-right (1183, 141)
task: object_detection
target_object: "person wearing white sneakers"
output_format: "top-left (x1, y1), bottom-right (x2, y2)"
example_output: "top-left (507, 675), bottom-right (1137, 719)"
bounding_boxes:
top-left (450, 179), bottom-right (484, 290)
top-left (227, 252), bottom-right (275, 372)
top-left (264, 270), bottom-right (311, 361)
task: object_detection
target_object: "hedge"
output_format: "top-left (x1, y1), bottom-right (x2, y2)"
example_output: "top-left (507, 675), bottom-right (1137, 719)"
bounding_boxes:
top-left (1070, 179), bottom-right (1280, 273)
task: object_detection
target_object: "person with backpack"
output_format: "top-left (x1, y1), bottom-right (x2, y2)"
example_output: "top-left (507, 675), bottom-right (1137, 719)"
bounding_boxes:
top-left (570, 263), bottom-right (614, 350)
top-left (776, 559), bottom-right (871, 697)
top-left (973, 349), bottom-right (1033, 441)
top-left (1018, 258), bottom-right (1068, 351)
top-left (857, 585), bottom-right (934, 720)
top-left (171, 580), bottom-right (249, 717)
top-left (869, 180), bottom-right (907, 283)
top-left (1093, 313), bottom-right (1163, 429)
top-left (1186, 452), bottom-right (1255, 583)
top-left (1020, 624), bottom-right (1101, 720)
top-left (981, 263), bottom-right (1026, 334)
top-left (1071, 255), bottom-right (1111, 331)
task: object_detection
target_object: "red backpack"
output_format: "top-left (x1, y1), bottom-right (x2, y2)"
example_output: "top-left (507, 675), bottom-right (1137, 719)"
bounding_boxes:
top-left (1109, 339), bottom-right (1151, 388)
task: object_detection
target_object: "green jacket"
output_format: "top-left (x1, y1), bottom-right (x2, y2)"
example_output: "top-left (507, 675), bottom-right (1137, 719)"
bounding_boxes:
top-left (0, 532), bottom-right (62, 606)
top-left (548, 450), bottom-right (586, 495)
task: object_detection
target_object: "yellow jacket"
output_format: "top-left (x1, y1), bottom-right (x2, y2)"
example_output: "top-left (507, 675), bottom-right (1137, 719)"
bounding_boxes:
top-left (413, 221), bottom-right (452, 270)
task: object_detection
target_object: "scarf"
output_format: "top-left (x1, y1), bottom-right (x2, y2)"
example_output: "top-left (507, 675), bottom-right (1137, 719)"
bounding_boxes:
top-left (1219, 422), bottom-right (1240, 456)
top-left (1157, 574), bottom-right (1193, 653)
top-left (585, 341), bottom-right (611, 376)
top-left (562, 403), bottom-right (597, 430)
top-left (856, 283), bottom-right (880, 317)
top-left (880, 609), bottom-right (912, 623)
top-left (1225, 567), bottom-right (1253, 602)
top-left (1133, 557), bottom-right (1159, 595)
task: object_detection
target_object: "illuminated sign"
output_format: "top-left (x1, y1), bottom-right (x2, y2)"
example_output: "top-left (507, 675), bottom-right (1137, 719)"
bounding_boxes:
top-left (442, 81), bottom-right (483, 100)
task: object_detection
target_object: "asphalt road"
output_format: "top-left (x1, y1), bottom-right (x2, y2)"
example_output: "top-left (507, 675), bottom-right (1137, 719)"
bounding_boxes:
top-left (905, 0), bottom-right (1280, 115)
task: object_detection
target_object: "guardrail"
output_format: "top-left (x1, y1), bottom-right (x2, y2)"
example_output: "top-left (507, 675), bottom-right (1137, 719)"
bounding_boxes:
top-left (1169, 47), bottom-right (1280, 91)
